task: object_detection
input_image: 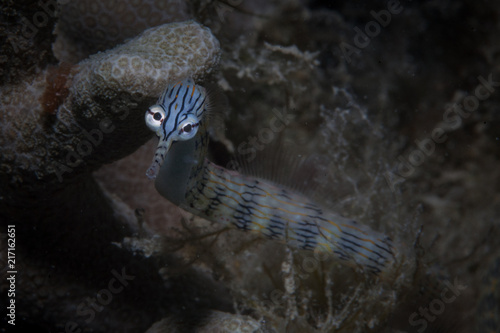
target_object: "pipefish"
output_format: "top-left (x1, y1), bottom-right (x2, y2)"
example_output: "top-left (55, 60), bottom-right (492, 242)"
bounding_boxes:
top-left (145, 78), bottom-right (397, 276)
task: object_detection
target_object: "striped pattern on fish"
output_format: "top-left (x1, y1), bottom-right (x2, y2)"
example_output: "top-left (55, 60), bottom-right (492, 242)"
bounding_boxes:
top-left (145, 78), bottom-right (396, 275)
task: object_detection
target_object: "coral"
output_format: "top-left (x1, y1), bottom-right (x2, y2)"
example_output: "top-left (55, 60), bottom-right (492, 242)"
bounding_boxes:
top-left (54, 0), bottom-right (192, 62)
top-left (0, 0), bottom-right (58, 85)
top-left (0, 10), bottom-right (223, 332)
top-left (0, 20), bottom-right (220, 193)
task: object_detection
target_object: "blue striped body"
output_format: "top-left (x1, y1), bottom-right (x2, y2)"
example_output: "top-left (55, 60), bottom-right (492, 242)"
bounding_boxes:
top-left (145, 78), bottom-right (397, 276)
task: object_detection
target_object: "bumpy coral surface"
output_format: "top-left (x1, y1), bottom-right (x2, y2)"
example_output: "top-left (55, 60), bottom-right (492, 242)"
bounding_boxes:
top-left (1, 20), bottom-right (219, 192)
top-left (0, 10), bottom-right (223, 332)
top-left (54, 0), bottom-right (192, 62)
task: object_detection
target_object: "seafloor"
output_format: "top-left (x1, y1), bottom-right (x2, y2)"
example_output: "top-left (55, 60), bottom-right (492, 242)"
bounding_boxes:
top-left (1, 0), bottom-right (499, 332)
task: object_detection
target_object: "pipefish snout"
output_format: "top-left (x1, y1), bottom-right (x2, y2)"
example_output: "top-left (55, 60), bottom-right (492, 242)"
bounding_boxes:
top-left (145, 78), bottom-right (397, 276)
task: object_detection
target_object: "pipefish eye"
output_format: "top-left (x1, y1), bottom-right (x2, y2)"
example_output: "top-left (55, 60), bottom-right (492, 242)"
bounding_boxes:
top-left (176, 115), bottom-right (199, 140)
top-left (182, 123), bottom-right (193, 132)
top-left (145, 105), bottom-right (165, 132)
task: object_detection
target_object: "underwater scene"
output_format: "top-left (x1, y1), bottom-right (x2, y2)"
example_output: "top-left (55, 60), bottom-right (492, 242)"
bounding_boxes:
top-left (1, 0), bottom-right (499, 332)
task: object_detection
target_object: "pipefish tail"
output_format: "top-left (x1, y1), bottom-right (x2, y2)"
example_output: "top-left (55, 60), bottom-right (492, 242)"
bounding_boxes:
top-left (145, 78), bottom-right (397, 276)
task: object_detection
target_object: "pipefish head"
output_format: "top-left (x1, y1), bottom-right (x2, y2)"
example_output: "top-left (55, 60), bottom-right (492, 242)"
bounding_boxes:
top-left (145, 78), bottom-right (207, 179)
